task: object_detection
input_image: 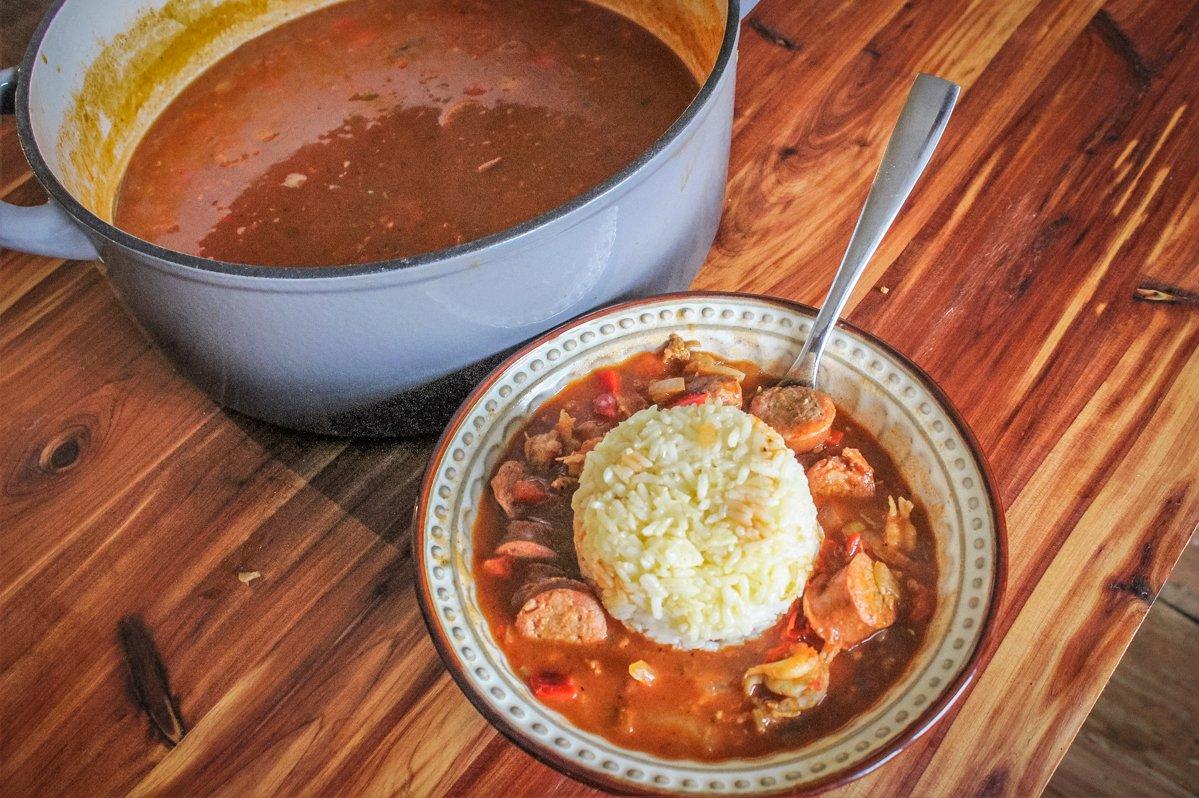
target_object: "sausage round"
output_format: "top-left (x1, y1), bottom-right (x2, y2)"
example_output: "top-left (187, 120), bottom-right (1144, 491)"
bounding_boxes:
top-left (515, 586), bottom-right (608, 644)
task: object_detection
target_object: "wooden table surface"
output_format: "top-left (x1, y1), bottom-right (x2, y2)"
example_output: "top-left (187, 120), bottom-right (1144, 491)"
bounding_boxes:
top-left (3, 0), bottom-right (1199, 795)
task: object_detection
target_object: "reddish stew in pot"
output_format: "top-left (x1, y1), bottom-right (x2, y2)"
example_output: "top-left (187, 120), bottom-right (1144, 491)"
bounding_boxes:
top-left (473, 337), bottom-right (939, 760)
top-left (114, 0), bottom-right (698, 267)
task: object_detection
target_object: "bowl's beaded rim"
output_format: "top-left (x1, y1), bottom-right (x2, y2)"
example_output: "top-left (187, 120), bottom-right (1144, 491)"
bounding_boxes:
top-left (421, 296), bottom-right (998, 795)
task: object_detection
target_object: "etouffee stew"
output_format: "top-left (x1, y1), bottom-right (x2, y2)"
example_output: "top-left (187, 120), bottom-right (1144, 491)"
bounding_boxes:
top-left (114, 0), bottom-right (698, 267)
top-left (474, 337), bottom-right (939, 760)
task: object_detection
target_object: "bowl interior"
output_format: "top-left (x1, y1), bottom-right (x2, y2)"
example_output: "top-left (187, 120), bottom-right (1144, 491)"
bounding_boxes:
top-left (417, 293), bottom-right (1001, 795)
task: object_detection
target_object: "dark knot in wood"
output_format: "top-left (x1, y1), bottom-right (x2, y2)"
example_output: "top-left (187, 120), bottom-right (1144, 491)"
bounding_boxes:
top-left (37, 425), bottom-right (89, 474)
top-left (748, 19), bottom-right (801, 52)
top-left (1110, 574), bottom-right (1153, 604)
top-left (117, 616), bottom-right (187, 748)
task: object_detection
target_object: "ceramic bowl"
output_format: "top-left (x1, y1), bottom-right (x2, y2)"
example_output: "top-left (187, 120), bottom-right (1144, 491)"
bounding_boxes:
top-left (414, 292), bottom-right (1005, 795)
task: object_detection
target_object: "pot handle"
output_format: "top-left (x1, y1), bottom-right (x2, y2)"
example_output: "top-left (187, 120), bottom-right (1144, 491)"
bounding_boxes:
top-left (0, 67), bottom-right (99, 261)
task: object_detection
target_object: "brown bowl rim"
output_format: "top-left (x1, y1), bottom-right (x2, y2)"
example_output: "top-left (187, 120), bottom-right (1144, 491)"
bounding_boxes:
top-left (413, 290), bottom-right (1008, 796)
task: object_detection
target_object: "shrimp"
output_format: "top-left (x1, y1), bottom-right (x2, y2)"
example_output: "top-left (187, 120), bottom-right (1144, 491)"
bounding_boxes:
top-left (884, 495), bottom-right (918, 553)
top-left (805, 448), bottom-right (875, 499)
top-left (743, 643), bottom-right (835, 730)
top-left (803, 551), bottom-right (900, 649)
top-left (863, 496), bottom-right (925, 576)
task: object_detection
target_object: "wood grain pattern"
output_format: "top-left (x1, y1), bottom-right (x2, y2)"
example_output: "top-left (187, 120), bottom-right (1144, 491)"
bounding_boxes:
top-left (1048, 539), bottom-right (1199, 797)
top-left (1158, 535), bottom-right (1199, 621)
top-left (2, 0), bottom-right (1198, 795)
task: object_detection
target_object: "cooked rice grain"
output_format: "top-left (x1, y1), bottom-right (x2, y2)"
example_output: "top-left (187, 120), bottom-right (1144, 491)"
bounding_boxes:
top-left (572, 403), bottom-right (821, 649)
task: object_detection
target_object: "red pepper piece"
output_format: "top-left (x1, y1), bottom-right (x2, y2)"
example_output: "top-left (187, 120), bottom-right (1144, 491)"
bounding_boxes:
top-left (481, 554), bottom-right (514, 579)
top-left (596, 369), bottom-right (621, 394)
top-left (511, 479), bottom-right (548, 504)
top-left (530, 672), bottom-right (578, 700)
top-left (671, 392), bottom-right (708, 407)
top-left (845, 532), bottom-right (862, 559)
top-left (825, 428), bottom-right (845, 447)
top-left (781, 603), bottom-right (805, 642)
top-left (593, 392), bottom-right (619, 419)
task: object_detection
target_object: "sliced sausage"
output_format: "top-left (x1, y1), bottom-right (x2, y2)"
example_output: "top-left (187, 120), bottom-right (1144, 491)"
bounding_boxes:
top-left (750, 386), bottom-right (836, 453)
top-left (510, 563), bottom-right (580, 610)
top-left (805, 448), bottom-right (875, 499)
top-left (523, 562), bottom-right (568, 582)
top-left (803, 551), bottom-right (899, 649)
top-left (496, 519), bottom-right (558, 561)
top-left (515, 586), bottom-right (608, 644)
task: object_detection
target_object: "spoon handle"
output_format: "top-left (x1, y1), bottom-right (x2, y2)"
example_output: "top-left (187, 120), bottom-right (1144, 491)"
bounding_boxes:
top-left (785, 73), bottom-right (959, 388)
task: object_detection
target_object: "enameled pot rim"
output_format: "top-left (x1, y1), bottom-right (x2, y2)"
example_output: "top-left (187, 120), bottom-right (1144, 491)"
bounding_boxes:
top-left (14, 0), bottom-right (741, 280)
top-left (413, 290), bottom-right (1009, 796)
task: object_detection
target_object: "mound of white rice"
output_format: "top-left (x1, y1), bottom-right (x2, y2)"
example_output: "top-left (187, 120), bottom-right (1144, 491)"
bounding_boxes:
top-left (572, 403), bottom-right (821, 649)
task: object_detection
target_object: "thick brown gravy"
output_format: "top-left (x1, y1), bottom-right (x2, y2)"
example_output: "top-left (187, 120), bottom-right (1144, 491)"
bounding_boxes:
top-left (113, 0), bottom-right (699, 267)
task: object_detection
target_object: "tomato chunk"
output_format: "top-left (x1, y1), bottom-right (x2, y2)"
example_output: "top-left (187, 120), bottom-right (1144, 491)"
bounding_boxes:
top-left (530, 671), bottom-right (578, 700)
top-left (595, 369), bottom-right (621, 394)
top-left (825, 428), bottom-right (845, 447)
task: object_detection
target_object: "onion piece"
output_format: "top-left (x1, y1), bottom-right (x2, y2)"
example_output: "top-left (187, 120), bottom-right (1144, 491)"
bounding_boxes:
top-left (684, 352), bottom-right (746, 381)
top-left (629, 660), bottom-right (657, 685)
top-left (693, 361), bottom-right (746, 381)
top-left (648, 377), bottom-right (686, 404)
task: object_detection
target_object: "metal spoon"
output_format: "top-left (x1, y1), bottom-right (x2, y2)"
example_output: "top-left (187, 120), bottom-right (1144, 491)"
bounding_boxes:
top-left (782, 73), bottom-right (959, 389)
